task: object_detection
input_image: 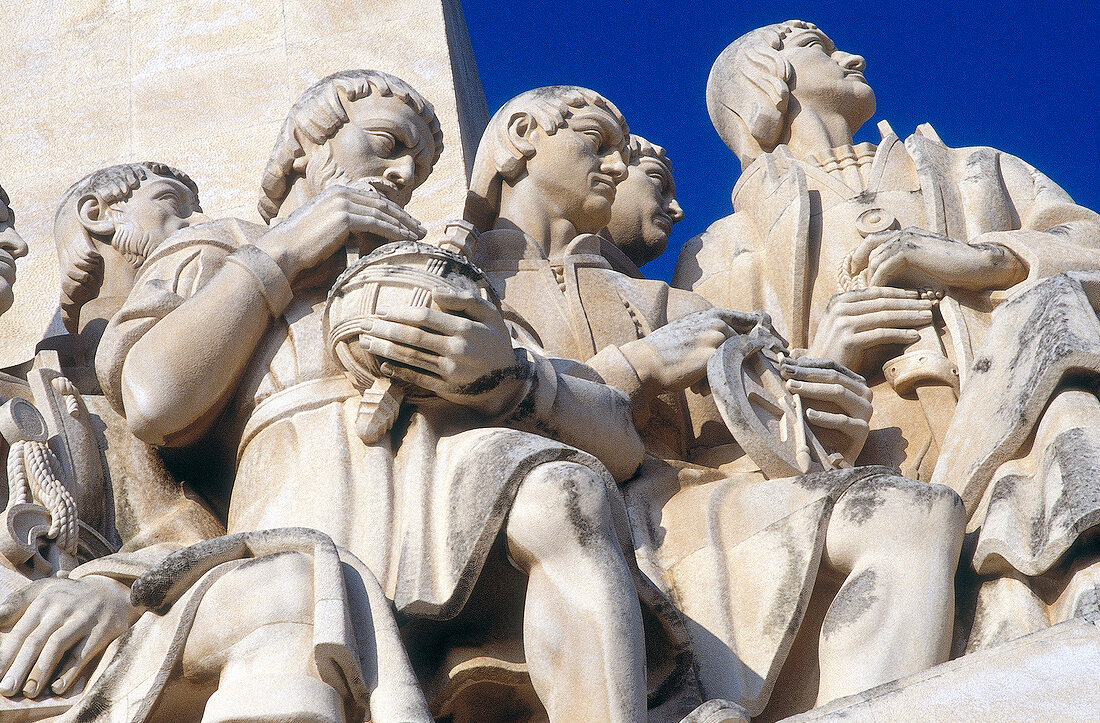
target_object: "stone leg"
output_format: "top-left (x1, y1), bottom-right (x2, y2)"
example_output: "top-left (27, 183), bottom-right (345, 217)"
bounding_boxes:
top-left (816, 474), bottom-right (965, 706)
top-left (505, 461), bottom-right (647, 723)
top-left (180, 551), bottom-right (346, 723)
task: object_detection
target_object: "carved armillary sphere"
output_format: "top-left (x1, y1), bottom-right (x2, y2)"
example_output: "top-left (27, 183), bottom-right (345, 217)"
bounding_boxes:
top-left (323, 239), bottom-right (500, 443)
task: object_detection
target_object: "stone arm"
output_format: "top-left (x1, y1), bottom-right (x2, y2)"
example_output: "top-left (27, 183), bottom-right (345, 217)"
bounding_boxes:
top-left (503, 326), bottom-right (645, 483)
top-left (854, 152), bottom-right (1100, 294)
top-left (97, 223), bottom-right (283, 448)
top-left (971, 154), bottom-right (1100, 284)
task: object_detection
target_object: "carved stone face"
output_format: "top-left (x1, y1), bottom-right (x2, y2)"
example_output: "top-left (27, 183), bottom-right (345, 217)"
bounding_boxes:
top-left (317, 94), bottom-right (436, 208)
top-left (605, 155), bottom-right (683, 267)
top-left (0, 200), bottom-right (28, 315)
top-left (523, 107), bottom-right (628, 234)
top-left (781, 26), bottom-right (875, 131)
top-left (109, 176), bottom-right (203, 266)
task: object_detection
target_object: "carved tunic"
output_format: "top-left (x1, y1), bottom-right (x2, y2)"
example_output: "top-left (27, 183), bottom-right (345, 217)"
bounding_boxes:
top-left (97, 219), bottom-right (644, 621)
top-left (675, 127), bottom-right (1100, 646)
top-left (476, 228), bottom-right (889, 715)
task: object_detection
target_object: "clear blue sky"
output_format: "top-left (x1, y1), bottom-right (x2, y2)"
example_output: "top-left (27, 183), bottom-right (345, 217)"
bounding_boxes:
top-left (464, 1), bottom-right (1100, 282)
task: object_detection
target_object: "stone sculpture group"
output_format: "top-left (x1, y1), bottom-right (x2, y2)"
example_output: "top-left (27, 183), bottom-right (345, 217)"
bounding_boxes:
top-left (0, 17), bottom-right (1097, 723)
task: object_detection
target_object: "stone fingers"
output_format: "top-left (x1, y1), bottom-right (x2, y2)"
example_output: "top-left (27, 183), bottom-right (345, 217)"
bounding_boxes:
top-left (49, 621), bottom-right (118, 695)
top-left (804, 408), bottom-right (869, 455)
top-left (345, 202), bottom-right (423, 242)
top-left (364, 337), bottom-right (445, 376)
top-left (339, 185), bottom-right (425, 236)
top-left (366, 316), bottom-right (455, 353)
top-left (787, 379), bottom-right (873, 420)
top-left (21, 618), bottom-right (87, 698)
top-left (848, 308), bottom-right (934, 332)
top-left (432, 289), bottom-right (501, 327)
top-left (380, 362), bottom-right (446, 394)
top-left (779, 357), bottom-right (867, 384)
top-left (0, 611), bottom-right (65, 696)
top-left (838, 296), bottom-right (933, 316)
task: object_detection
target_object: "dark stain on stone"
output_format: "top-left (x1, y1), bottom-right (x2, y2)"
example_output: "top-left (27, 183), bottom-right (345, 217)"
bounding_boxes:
top-left (839, 479), bottom-right (887, 525)
top-left (454, 362), bottom-right (530, 397)
top-left (821, 569), bottom-right (878, 639)
top-left (563, 469), bottom-right (600, 546)
top-left (972, 357), bottom-right (991, 374)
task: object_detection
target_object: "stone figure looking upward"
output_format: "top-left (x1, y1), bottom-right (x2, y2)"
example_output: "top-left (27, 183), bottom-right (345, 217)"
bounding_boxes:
top-left (600, 135), bottom-right (683, 270)
top-left (77, 70), bottom-right (671, 723)
top-left (54, 162), bottom-right (207, 343)
top-left (467, 87), bottom-right (966, 721)
top-left (0, 182), bottom-right (30, 316)
top-left (674, 20), bottom-right (1100, 652)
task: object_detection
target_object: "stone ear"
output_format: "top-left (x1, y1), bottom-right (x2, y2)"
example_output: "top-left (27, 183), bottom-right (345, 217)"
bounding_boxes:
top-left (76, 193), bottom-right (116, 237)
top-left (504, 112), bottom-right (537, 170)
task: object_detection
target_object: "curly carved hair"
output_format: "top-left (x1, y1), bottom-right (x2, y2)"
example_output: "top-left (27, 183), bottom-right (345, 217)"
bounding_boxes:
top-left (466, 85), bottom-right (630, 231)
top-left (628, 135), bottom-right (674, 180)
top-left (54, 162), bottom-right (199, 333)
top-left (258, 69), bottom-right (444, 223)
top-left (707, 20), bottom-right (828, 164)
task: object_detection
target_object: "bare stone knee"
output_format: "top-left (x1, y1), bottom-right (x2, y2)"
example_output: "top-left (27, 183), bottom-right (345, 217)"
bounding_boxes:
top-left (182, 550), bottom-right (318, 683)
top-left (506, 461), bottom-right (617, 570)
top-left (827, 473), bottom-right (966, 571)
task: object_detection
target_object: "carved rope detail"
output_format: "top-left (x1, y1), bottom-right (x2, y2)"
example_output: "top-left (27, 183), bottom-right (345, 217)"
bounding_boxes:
top-left (6, 439), bottom-right (78, 555)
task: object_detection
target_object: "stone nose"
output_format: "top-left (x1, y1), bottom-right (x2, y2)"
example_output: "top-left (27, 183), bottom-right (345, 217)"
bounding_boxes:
top-left (383, 154), bottom-right (416, 189)
top-left (0, 225), bottom-right (28, 260)
top-left (667, 198), bottom-right (684, 223)
top-left (837, 51), bottom-right (866, 72)
top-left (602, 151), bottom-right (628, 184)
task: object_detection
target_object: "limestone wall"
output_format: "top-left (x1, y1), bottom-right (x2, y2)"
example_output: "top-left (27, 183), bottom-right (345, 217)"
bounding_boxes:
top-left (0, 0), bottom-right (487, 367)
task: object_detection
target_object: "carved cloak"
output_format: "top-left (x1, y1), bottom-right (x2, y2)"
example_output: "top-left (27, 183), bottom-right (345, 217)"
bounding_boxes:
top-left (476, 229), bottom-right (883, 716)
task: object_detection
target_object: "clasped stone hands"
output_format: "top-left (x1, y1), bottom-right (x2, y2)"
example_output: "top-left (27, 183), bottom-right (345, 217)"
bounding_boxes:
top-left (812, 226), bottom-right (1026, 376)
top-left (362, 288), bottom-right (532, 418)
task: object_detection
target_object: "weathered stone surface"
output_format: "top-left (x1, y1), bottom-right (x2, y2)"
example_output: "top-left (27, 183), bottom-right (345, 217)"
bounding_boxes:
top-left (786, 614), bottom-right (1100, 722)
top-left (0, 0), bottom-right (488, 367)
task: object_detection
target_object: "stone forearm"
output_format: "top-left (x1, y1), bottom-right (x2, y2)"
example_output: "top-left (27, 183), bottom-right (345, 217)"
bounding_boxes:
top-left (120, 258), bottom-right (279, 447)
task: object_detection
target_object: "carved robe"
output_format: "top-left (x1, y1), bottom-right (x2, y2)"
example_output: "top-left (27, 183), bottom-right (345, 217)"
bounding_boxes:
top-left (674, 126), bottom-right (1100, 647)
top-left (92, 219), bottom-right (690, 717)
top-left (475, 228), bottom-right (895, 717)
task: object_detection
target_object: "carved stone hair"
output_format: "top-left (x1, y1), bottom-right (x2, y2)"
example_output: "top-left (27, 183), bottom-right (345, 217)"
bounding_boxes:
top-left (54, 162), bottom-right (199, 334)
top-left (707, 20), bottom-right (821, 165)
top-left (258, 69), bottom-right (444, 223)
top-left (467, 85), bottom-right (629, 231)
top-left (629, 135), bottom-right (674, 179)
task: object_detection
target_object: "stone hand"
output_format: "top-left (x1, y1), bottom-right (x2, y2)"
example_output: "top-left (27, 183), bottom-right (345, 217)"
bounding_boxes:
top-left (852, 227), bottom-right (1025, 291)
top-left (255, 183), bottom-right (426, 286)
top-left (779, 356), bottom-right (872, 463)
top-left (621, 308), bottom-right (761, 396)
top-left (0, 575), bottom-right (141, 698)
top-left (366, 288), bottom-right (529, 416)
top-left (809, 287), bottom-right (933, 373)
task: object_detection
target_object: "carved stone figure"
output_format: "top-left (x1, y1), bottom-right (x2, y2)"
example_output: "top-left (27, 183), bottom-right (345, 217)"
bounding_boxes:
top-left (673, 19), bottom-right (1100, 652)
top-left (48, 70), bottom-right (694, 723)
top-left (54, 163), bottom-right (207, 346)
top-left (600, 136), bottom-right (683, 271)
top-left (467, 86), bottom-right (966, 720)
top-left (0, 183), bottom-right (225, 722)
